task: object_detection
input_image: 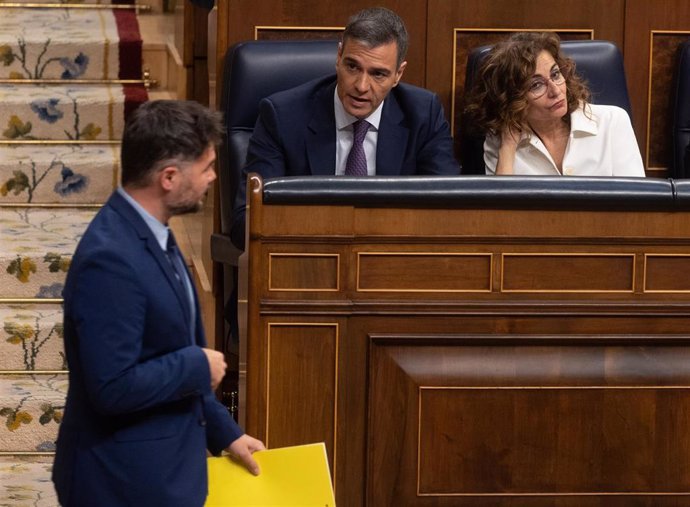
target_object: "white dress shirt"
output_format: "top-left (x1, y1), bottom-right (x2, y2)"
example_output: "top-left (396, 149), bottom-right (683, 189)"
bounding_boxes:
top-left (484, 103), bottom-right (645, 177)
top-left (334, 87), bottom-right (384, 175)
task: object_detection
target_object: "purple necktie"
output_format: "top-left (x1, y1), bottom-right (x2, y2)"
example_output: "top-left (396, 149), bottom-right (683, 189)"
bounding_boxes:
top-left (345, 119), bottom-right (370, 176)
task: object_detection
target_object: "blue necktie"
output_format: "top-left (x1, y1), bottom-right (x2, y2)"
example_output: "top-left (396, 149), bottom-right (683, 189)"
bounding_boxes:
top-left (345, 119), bottom-right (370, 176)
top-left (166, 231), bottom-right (195, 342)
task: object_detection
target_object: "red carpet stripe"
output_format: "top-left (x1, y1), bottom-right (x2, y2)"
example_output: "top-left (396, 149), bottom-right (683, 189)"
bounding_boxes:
top-left (123, 84), bottom-right (149, 120)
top-left (114, 9), bottom-right (143, 80)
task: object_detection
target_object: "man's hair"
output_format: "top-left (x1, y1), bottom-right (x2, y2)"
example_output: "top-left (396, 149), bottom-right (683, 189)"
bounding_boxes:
top-left (464, 32), bottom-right (591, 136)
top-left (120, 100), bottom-right (224, 188)
top-left (342, 7), bottom-right (408, 68)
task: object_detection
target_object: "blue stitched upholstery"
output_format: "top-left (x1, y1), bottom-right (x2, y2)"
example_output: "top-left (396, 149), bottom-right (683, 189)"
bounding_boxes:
top-left (217, 39), bottom-right (339, 236)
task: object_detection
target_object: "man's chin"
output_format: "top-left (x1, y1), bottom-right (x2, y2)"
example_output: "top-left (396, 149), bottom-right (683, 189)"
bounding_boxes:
top-left (345, 101), bottom-right (372, 118)
top-left (169, 201), bottom-right (203, 217)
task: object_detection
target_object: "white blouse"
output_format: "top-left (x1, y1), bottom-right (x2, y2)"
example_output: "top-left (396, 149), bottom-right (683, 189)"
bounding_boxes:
top-left (484, 103), bottom-right (645, 177)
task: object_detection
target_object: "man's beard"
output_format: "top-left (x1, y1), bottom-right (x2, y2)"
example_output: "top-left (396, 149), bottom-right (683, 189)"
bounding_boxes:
top-left (168, 197), bottom-right (204, 216)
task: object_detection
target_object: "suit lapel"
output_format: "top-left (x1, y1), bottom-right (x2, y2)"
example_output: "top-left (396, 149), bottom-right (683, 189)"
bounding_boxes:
top-left (376, 93), bottom-right (409, 175)
top-left (147, 236), bottom-right (191, 323)
top-left (108, 192), bottom-right (192, 331)
top-left (306, 82), bottom-right (337, 175)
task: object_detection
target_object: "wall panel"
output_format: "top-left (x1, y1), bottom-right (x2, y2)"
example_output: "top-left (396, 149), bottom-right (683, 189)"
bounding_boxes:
top-left (624, 0), bottom-right (690, 176)
top-left (216, 0), bottom-right (428, 90)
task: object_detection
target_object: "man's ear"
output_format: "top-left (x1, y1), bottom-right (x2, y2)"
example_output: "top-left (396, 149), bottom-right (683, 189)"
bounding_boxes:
top-left (394, 61), bottom-right (408, 87)
top-left (336, 41), bottom-right (343, 69)
top-left (159, 165), bottom-right (177, 191)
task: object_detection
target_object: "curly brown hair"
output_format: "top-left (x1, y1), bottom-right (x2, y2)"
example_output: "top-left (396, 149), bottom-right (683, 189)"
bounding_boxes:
top-left (464, 32), bottom-right (591, 136)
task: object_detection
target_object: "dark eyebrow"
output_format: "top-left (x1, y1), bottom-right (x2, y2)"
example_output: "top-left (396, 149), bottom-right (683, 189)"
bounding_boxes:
top-left (531, 63), bottom-right (560, 81)
top-left (370, 67), bottom-right (392, 76)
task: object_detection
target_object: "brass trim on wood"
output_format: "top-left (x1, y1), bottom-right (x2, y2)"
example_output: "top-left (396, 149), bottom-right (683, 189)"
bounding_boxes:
top-left (0, 298), bottom-right (62, 303)
top-left (0, 451), bottom-right (54, 456)
top-left (253, 25), bottom-right (344, 40)
top-left (0, 203), bottom-right (102, 208)
top-left (643, 253), bottom-right (690, 293)
top-left (417, 385), bottom-right (690, 497)
top-left (267, 253), bottom-right (340, 292)
top-left (356, 251), bottom-right (493, 293)
top-left (0, 3), bottom-right (151, 11)
top-left (0, 70), bottom-right (157, 89)
top-left (0, 140), bottom-right (120, 145)
top-left (500, 252), bottom-right (636, 293)
top-left (645, 30), bottom-right (690, 172)
top-left (0, 79), bottom-right (150, 85)
top-left (0, 370), bottom-right (67, 375)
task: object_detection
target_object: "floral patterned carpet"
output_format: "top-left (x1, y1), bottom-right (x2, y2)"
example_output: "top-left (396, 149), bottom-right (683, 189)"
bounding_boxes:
top-left (0, 7), bottom-right (141, 81)
top-left (0, 1), bottom-right (147, 504)
top-left (0, 305), bottom-right (64, 371)
top-left (0, 145), bottom-right (119, 205)
top-left (0, 208), bottom-right (97, 299)
top-left (0, 455), bottom-right (55, 507)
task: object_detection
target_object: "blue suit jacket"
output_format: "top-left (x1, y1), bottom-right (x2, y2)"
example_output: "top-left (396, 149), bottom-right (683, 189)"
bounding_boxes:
top-left (53, 191), bottom-right (242, 507)
top-left (230, 75), bottom-right (460, 247)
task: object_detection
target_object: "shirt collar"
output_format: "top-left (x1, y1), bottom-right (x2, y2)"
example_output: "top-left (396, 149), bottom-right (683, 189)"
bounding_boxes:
top-left (117, 187), bottom-right (169, 252)
top-left (334, 85), bottom-right (383, 131)
top-left (569, 103), bottom-right (599, 136)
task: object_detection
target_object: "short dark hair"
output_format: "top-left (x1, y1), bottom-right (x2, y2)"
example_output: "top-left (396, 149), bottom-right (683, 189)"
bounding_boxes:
top-left (120, 100), bottom-right (224, 188)
top-left (342, 7), bottom-right (408, 68)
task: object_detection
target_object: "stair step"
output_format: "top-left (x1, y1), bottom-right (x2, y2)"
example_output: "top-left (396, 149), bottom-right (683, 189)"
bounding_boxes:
top-left (0, 83), bottom-right (147, 142)
top-left (0, 145), bottom-right (119, 205)
top-left (0, 0), bottom-right (134, 4)
top-left (0, 373), bottom-right (66, 452)
top-left (0, 7), bottom-right (142, 80)
top-left (0, 455), bottom-right (56, 507)
top-left (0, 304), bottom-right (65, 371)
top-left (0, 207), bottom-right (96, 299)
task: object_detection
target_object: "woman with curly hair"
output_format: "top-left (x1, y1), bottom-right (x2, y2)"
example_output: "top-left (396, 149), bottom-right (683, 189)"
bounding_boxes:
top-left (464, 32), bottom-right (644, 176)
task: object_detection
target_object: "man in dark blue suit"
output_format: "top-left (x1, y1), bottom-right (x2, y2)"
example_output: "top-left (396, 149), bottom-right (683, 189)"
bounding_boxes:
top-left (53, 100), bottom-right (264, 506)
top-left (230, 7), bottom-right (460, 248)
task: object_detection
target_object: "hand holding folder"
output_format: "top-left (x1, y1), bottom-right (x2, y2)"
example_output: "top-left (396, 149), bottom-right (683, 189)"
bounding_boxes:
top-left (206, 442), bottom-right (336, 506)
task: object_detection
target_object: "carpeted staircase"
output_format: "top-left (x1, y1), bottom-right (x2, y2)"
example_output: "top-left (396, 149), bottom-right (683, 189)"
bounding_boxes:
top-left (0, 0), bottom-right (150, 503)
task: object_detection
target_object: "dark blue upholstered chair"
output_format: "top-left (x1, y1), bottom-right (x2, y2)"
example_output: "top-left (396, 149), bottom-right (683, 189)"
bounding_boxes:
top-left (460, 39), bottom-right (633, 174)
top-left (211, 39), bottom-right (339, 413)
top-left (215, 39), bottom-right (339, 246)
top-left (672, 39), bottom-right (690, 178)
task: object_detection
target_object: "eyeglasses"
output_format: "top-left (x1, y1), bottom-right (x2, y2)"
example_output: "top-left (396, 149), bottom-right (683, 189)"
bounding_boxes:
top-left (527, 67), bottom-right (566, 98)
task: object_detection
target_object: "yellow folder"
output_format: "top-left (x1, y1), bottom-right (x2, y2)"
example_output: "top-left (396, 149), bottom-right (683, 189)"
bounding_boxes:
top-left (205, 442), bottom-right (336, 507)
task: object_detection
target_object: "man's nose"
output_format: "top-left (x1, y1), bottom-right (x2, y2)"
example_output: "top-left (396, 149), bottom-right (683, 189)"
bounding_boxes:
top-left (354, 72), bottom-right (370, 92)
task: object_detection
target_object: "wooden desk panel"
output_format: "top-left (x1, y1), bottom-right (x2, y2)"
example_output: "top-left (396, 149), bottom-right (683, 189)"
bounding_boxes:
top-left (370, 337), bottom-right (690, 504)
top-left (245, 177), bottom-right (690, 506)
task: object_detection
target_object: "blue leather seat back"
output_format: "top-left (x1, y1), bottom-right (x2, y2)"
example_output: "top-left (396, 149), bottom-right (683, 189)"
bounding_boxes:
top-left (672, 39), bottom-right (690, 178)
top-left (218, 39), bottom-right (339, 234)
top-left (461, 39), bottom-right (632, 174)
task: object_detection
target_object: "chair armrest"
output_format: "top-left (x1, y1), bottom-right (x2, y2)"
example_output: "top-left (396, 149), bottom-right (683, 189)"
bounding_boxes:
top-left (210, 233), bottom-right (243, 267)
